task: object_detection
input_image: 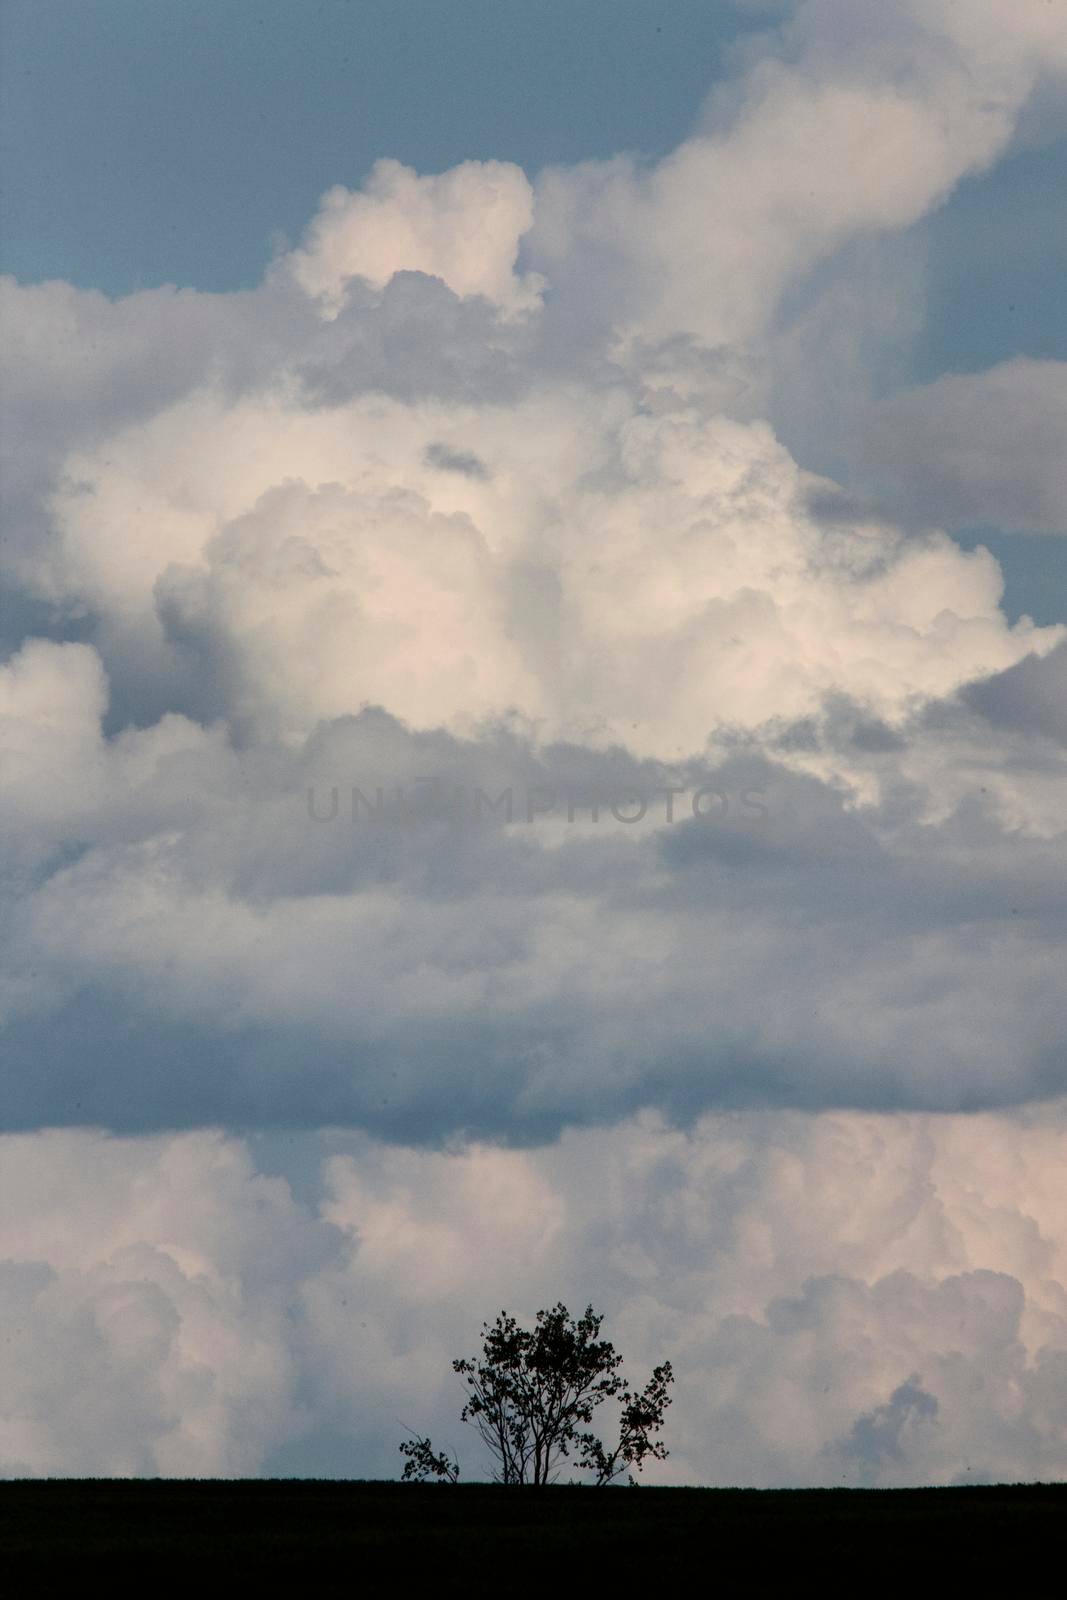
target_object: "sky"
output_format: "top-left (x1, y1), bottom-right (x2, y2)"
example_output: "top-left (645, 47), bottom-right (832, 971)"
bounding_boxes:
top-left (1, 0), bottom-right (1066, 1484)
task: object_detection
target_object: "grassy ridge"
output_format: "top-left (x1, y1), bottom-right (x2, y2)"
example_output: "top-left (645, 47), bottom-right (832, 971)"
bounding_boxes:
top-left (2, 1480), bottom-right (1062, 1585)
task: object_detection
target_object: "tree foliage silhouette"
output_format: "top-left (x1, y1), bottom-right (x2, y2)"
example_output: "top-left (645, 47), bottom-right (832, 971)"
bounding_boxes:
top-left (398, 1302), bottom-right (673, 1485)
top-left (397, 1432), bottom-right (459, 1484)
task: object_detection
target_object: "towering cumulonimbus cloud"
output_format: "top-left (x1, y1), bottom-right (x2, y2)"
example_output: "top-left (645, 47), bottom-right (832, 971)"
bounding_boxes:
top-left (2, 0), bottom-right (1065, 1130)
top-left (1, 0), bottom-right (1066, 1482)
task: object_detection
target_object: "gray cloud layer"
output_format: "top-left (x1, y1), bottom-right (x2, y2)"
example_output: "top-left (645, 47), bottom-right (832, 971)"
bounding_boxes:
top-left (2, 699), bottom-right (1066, 1137)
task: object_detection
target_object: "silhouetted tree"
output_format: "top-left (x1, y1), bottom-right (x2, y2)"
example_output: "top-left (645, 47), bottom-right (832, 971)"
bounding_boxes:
top-left (398, 1302), bottom-right (673, 1486)
top-left (576, 1358), bottom-right (675, 1485)
top-left (398, 1431), bottom-right (459, 1484)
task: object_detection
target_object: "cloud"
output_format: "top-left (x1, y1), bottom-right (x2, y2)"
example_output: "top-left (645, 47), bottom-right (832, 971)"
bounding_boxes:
top-left (2, 352), bottom-right (1067, 1137)
top-left (33, 392), bottom-right (1061, 751)
top-left (1, 0), bottom-right (1065, 1149)
top-left (0, 1130), bottom-right (333, 1475)
top-left (280, 158), bottom-right (544, 319)
top-left (835, 1375), bottom-right (939, 1473)
top-left (423, 442), bottom-right (490, 480)
top-left (1, 1107), bottom-right (1064, 1481)
top-left (855, 359), bottom-right (1067, 534)
top-left (964, 640), bottom-right (1067, 745)
top-left (1, 673), bottom-right (1065, 1135)
top-left (527, 0), bottom-right (1067, 350)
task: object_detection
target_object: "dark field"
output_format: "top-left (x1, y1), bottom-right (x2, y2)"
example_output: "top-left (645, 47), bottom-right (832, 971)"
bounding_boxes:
top-left (2, 1480), bottom-right (1062, 1588)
